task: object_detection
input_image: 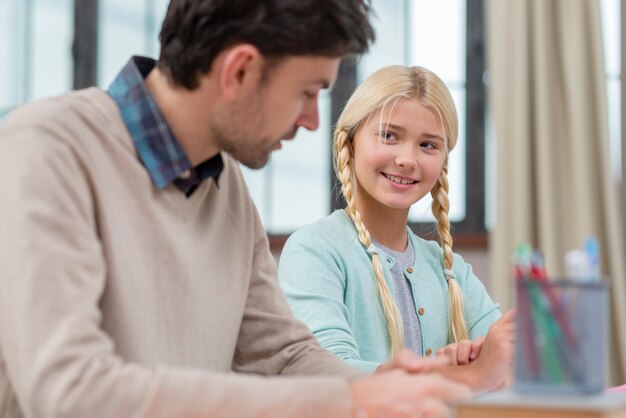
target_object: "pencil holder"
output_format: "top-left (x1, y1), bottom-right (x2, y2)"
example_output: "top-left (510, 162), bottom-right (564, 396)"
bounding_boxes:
top-left (514, 279), bottom-right (609, 395)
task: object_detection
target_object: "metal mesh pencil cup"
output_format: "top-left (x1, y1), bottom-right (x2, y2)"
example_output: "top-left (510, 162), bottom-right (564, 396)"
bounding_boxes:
top-left (515, 279), bottom-right (609, 395)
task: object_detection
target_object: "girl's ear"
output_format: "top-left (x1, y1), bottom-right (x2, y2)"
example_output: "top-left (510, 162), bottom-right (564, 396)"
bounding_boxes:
top-left (218, 44), bottom-right (262, 101)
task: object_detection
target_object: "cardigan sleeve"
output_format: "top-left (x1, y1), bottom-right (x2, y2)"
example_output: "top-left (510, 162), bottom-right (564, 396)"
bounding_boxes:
top-left (278, 228), bottom-right (381, 373)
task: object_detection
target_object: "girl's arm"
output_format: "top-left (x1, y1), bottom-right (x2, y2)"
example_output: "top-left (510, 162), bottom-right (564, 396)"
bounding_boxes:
top-left (278, 230), bottom-right (381, 373)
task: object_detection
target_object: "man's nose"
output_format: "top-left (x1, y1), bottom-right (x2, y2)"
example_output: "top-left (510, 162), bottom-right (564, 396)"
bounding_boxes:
top-left (296, 99), bottom-right (320, 131)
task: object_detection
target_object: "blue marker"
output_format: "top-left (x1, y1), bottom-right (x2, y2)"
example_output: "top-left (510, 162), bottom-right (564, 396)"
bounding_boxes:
top-left (583, 237), bottom-right (601, 279)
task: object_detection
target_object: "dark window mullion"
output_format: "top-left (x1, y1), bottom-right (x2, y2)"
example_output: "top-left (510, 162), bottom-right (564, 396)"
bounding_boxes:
top-left (330, 56), bottom-right (358, 213)
top-left (73, 0), bottom-right (98, 89)
top-left (23, 0), bottom-right (34, 101)
top-left (457, 0), bottom-right (486, 233)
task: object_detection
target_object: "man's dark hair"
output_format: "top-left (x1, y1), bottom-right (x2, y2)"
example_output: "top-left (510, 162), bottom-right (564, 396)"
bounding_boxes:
top-left (157, 0), bottom-right (375, 89)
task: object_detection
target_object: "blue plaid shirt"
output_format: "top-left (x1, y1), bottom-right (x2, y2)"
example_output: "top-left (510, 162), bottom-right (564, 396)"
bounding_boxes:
top-left (107, 56), bottom-right (223, 196)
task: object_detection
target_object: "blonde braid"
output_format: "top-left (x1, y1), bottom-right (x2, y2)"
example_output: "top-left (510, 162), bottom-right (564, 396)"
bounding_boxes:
top-left (334, 129), bottom-right (405, 356)
top-left (431, 166), bottom-right (469, 342)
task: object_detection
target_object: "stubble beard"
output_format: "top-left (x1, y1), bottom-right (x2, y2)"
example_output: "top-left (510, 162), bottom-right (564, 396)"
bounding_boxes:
top-left (212, 125), bottom-right (272, 169)
top-left (212, 96), bottom-right (273, 170)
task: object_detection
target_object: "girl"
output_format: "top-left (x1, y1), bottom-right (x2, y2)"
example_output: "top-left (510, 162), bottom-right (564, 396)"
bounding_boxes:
top-left (278, 65), bottom-right (513, 392)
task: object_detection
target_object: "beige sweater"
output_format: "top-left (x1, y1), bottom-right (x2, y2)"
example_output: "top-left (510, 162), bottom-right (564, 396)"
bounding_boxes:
top-left (0, 89), bottom-right (362, 418)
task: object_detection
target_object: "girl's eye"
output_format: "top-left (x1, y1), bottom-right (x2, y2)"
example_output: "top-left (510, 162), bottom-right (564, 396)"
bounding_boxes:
top-left (421, 141), bottom-right (437, 150)
top-left (377, 131), bottom-right (398, 143)
top-left (303, 91), bottom-right (316, 99)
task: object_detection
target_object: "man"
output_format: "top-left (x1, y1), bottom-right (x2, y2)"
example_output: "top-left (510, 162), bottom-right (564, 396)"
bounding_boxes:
top-left (0, 1), bottom-right (471, 417)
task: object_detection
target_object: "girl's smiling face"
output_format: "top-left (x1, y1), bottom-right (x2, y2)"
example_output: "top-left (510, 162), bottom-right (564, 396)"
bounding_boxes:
top-left (352, 98), bottom-right (448, 213)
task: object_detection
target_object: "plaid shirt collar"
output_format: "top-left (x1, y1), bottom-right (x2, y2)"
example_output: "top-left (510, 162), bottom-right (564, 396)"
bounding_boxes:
top-left (107, 56), bottom-right (223, 196)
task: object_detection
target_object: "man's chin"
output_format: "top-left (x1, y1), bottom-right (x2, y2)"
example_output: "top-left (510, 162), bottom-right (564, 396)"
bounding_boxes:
top-left (238, 153), bottom-right (271, 170)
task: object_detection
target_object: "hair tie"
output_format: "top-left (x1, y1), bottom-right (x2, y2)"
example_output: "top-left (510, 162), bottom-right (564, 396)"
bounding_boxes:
top-left (444, 269), bottom-right (456, 281)
top-left (366, 244), bottom-right (378, 256)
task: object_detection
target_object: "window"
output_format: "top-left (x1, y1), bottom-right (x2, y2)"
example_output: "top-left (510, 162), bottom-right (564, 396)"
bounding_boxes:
top-left (0, 0), bottom-right (73, 117)
top-left (98, 0), bottom-right (168, 87)
top-left (600, 0), bottom-right (621, 180)
top-left (2, 0), bottom-right (620, 245)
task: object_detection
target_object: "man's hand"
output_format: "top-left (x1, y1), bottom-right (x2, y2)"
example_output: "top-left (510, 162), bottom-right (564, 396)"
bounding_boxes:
top-left (350, 370), bottom-right (472, 418)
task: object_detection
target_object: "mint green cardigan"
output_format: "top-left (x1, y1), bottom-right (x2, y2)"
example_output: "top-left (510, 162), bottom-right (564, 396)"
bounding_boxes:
top-left (278, 210), bottom-right (501, 373)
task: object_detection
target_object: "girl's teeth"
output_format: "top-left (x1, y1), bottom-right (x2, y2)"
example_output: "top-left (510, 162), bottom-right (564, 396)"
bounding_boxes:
top-left (385, 174), bottom-right (414, 184)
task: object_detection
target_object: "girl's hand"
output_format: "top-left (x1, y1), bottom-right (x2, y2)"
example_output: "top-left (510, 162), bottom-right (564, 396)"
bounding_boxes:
top-left (409, 310), bottom-right (515, 394)
top-left (436, 336), bottom-right (485, 366)
top-left (466, 308), bottom-right (516, 392)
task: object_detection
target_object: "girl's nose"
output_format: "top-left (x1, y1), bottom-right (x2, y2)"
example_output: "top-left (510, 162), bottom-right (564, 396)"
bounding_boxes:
top-left (394, 155), bottom-right (417, 168)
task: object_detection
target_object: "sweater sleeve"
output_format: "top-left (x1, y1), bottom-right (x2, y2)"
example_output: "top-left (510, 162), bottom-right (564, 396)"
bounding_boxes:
top-left (231, 204), bottom-right (366, 381)
top-left (0, 126), bottom-right (360, 418)
top-left (278, 228), bottom-right (381, 373)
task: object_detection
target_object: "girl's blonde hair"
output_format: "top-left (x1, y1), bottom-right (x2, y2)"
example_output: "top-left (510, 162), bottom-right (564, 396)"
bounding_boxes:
top-left (333, 65), bottom-right (468, 356)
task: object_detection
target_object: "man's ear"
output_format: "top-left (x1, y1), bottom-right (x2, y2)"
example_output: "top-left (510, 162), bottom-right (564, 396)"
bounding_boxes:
top-left (219, 44), bottom-right (263, 101)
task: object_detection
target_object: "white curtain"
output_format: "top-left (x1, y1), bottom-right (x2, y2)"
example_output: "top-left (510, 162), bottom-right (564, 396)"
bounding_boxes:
top-left (485, 0), bottom-right (626, 384)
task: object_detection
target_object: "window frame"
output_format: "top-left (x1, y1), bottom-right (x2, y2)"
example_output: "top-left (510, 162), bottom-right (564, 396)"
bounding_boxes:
top-left (10, 1), bottom-right (624, 251)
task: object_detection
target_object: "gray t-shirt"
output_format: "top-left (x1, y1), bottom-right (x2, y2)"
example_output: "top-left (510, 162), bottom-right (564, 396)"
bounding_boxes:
top-left (373, 240), bottom-right (423, 355)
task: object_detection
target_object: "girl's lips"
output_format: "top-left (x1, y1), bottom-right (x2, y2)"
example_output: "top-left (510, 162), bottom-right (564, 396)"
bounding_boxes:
top-left (381, 172), bottom-right (418, 188)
